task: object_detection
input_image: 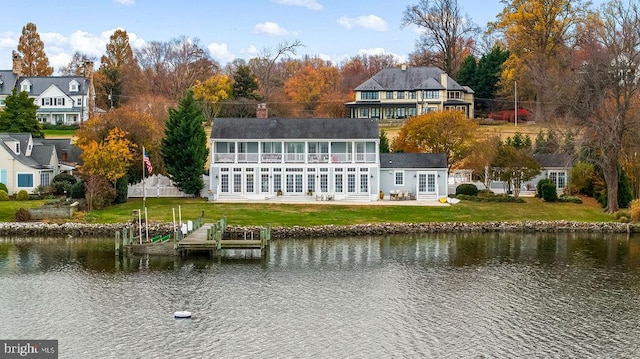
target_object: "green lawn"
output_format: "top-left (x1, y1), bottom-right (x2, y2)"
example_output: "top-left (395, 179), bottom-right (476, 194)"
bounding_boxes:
top-left (0, 196), bottom-right (607, 226)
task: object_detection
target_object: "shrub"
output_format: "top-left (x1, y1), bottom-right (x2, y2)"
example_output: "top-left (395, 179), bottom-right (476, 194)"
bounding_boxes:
top-left (540, 182), bottom-right (558, 202)
top-left (15, 208), bottom-right (30, 221)
top-left (0, 182), bottom-right (7, 193)
top-left (536, 178), bottom-right (552, 198)
top-left (630, 200), bottom-right (640, 222)
top-left (70, 180), bottom-right (85, 199)
top-left (0, 190), bottom-right (8, 201)
top-left (477, 189), bottom-right (494, 197)
top-left (456, 193), bottom-right (525, 203)
top-left (52, 173), bottom-right (77, 195)
top-left (569, 162), bottom-right (595, 196)
top-left (114, 176), bottom-right (128, 204)
top-left (558, 195), bottom-right (583, 204)
top-left (456, 183), bottom-right (478, 196)
top-left (16, 190), bottom-right (29, 201)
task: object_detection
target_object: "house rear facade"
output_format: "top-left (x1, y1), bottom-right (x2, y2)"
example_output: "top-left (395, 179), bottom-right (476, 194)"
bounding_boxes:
top-left (209, 117), bottom-right (448, 202)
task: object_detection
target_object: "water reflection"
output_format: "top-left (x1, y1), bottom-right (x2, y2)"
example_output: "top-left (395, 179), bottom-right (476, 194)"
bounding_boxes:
top-left (2, 233), bottom-right (640, 358)
top-left (1, 233), bottom-right (639, 273)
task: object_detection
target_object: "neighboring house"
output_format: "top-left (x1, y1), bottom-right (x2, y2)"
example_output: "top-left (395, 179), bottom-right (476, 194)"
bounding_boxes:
top-left (209, 117), bottom-right (448, 202)
top-left (346, 65), bottom-right (475, 120)
top-left (532, 153), bottom-right (572, 193)
top-left (0, 133), bottom-right (74, 194)
top-left (0, 52), bottom-right (95, 126)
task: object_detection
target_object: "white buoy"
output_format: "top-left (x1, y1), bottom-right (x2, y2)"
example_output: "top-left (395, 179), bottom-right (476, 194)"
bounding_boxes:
top-left (174, 311), bottom-right (192, 319)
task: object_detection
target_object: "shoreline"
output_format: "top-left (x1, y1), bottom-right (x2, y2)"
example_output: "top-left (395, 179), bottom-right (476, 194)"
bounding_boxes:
top-left (0, 220), bottom-right (632, 239)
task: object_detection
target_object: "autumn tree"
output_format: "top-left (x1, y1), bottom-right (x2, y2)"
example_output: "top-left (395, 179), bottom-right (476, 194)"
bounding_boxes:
top-left (161, 90), bottom-right (207, 197)
top-left (568, 0), bottom-right (640, 213)
top-left (392, 111), bottom-right (477, 168)
top-left (402, 0), bottom-right (479, 77)
top-left (489, 0), bottom-right (588, 122)
top-left (75, 107), bottom-right (165, 184)
top-left (78, 127), bottom-right (134, 210)
top-left (0, 88), bottom-right (43, 138)
top-left (250, 40), bottom-right (303, 102)
top-left (460, 134), bottom-right (501, 189)
top-left (16, 22), bottom-right (53, 76)
top-left (59, 52), bottom-right (96, 76)
top-left (340, 54), bottom-right (399, 92)
top-left (492, 138), bottom-right (541, 197)
top-left (96, 29), bottom-right (141, 108)
top-left (192, 74), bottom-right (232, 123)
top-left (137, 37), bottom-right (219, 101)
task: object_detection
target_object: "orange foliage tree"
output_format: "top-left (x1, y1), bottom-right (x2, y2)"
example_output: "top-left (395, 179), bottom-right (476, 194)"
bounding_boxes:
top-left (76, 107), bottom-right (164, 182)
top-left (392, 111), bottom-right (478, 168)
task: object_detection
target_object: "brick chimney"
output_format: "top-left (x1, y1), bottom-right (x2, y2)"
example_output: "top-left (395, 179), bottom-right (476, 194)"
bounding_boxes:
top-left (256, 103), bottom-right (268, 119)
top-left (440, 72), bottom-right (448, 89)
top-left (12, 51), bottom-right (23, 77)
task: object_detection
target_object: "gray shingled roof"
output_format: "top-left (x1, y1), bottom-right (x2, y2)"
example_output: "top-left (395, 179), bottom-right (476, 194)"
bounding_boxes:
top-left (354, 67), bottom-right (466, 92)
top-left (380, 153), bottom-right (447, 169)
top-left (0, 133), bottom-right (45, 169)
top-left (35, 138), bottom-right (83, 165)
top-left (534, 153), bottom-right (572, 168)
top-left (16, 76), bottom-right (89, 96)
top-left (211, 118), bottom-right (379, 140)
top-left (0, 71), bottom-right (18, 95)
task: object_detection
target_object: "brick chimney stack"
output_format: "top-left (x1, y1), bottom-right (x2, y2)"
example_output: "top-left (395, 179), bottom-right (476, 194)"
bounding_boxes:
top-left (256, 103), bottom-right (268, 119)
top-left (12, 51), bottom-right (23, 77)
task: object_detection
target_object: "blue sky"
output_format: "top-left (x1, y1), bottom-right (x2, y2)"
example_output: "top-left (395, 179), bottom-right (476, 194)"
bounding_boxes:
top-left (0, 0), bottom-right (583, 73)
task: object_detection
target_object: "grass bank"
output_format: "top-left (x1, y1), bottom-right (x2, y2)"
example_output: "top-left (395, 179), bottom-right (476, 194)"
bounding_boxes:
top-left (0, 196), bottom-right (610, 227)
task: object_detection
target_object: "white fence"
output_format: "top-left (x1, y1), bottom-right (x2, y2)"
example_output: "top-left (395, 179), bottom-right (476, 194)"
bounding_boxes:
top-left (128, 174), bottom-right (210, 198)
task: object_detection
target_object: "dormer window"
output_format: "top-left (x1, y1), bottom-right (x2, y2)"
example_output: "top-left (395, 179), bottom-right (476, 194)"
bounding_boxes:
top-left (20, 80), bottom-right (31, 92)
top-left (69, 80), bottom-right (79, 92)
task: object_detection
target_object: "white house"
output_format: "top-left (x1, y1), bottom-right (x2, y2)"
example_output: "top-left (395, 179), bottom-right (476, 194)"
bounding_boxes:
top-left (208, 117), bottom-right (448, 202)
top-left (0, 52), bottom-right (95, 126)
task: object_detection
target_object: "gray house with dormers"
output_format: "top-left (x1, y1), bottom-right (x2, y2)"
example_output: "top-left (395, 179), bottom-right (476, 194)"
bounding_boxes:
top-left (0, 52), bottom-right (95, 126)
top-left (346, 65), bottom-right (475, 120)
top-left (209, 117), bottom-right (448, 202)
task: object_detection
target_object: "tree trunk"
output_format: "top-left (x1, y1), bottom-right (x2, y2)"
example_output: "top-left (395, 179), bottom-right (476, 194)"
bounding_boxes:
top-left (602, 161), bottom-right (619, 213)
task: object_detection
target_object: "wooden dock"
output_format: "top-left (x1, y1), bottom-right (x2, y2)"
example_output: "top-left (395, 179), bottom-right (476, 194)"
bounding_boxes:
top-left (177, 217), bottom-right (271, 256)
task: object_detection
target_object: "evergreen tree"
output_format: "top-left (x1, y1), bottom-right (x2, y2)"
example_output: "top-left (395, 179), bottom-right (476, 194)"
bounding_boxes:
top-left (456, 55), bottom-right (477, 88)
top-left (0, 88), bottom-right (43, 138)
top-left (379, 129), bottom-right (390, 153)
top-left (232, 65), bottom-right (261, 100)
top-left (475, 45), bottom-right (509, 100)
top-left (17, 22), bottom-right (53, 76)
top-left (161, 90), bottom-right (207, 197)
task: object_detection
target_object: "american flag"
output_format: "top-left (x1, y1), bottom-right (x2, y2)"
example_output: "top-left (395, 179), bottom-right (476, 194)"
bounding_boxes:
top-left (143, 149), bottom-right (153, 174)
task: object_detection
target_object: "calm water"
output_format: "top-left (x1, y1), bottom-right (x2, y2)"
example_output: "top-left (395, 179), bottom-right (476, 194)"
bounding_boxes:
top-left (1, 233), bottom-right (640, 358)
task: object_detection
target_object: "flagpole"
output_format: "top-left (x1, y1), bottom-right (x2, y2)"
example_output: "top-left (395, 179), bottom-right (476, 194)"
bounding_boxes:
top-left (142, 146), bottom-right (146, 207)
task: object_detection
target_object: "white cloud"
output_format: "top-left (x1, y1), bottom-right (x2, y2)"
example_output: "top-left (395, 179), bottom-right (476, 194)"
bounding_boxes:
top-left (208, 42), bottom-right (235, 64)
top-left (272, 0), bottom-right (322, 10)
top-left (337, 15), bottom-right (388, 31)
top-left (358, 48), bottom-right (406, 63)
top-left (49, 52), bottom-right (72, 71)
top-left (254, 22), bottom-right (290, 36)
top-left (68, 31), bottom-right (105, 57)
top-left (113, 0), bottom-right (135, 6)
top-left (40, 32), bottom-right (68, 48)
top-left (0, 32), bottom-right (17, 50)
top-left (241, 45), bottom-right (259, 57)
